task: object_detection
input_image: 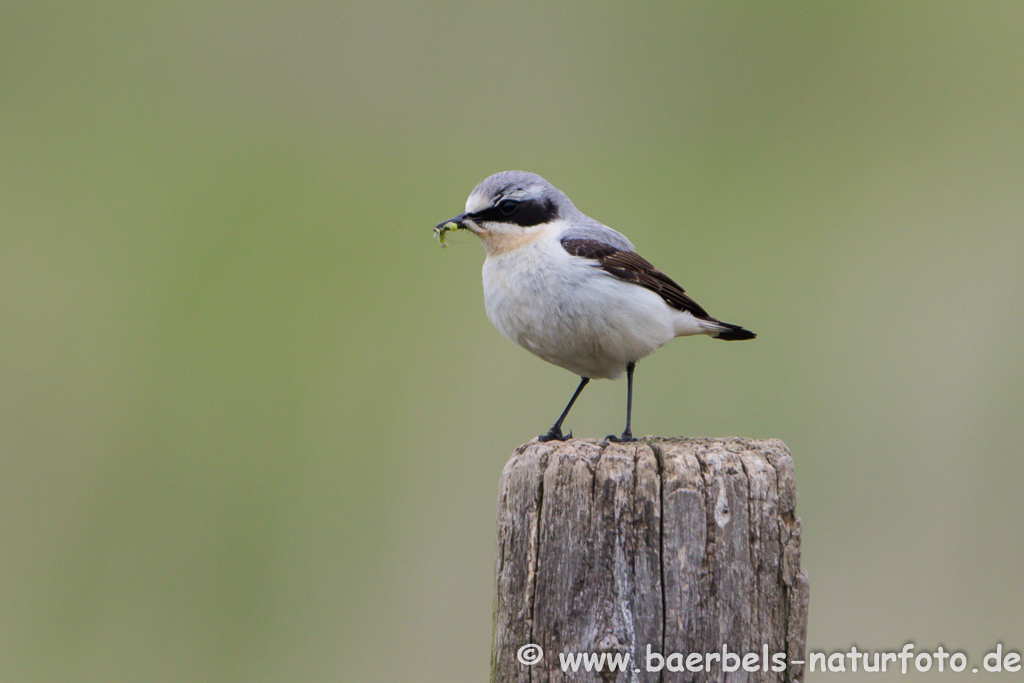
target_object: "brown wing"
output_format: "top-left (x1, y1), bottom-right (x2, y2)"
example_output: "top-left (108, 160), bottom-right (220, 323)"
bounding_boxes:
top-left (561, 238), bottom-right (712, 320)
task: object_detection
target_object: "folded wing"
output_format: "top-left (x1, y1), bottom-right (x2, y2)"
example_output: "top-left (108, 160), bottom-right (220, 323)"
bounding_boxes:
top-left (560, 237), bottom-right (712, 319)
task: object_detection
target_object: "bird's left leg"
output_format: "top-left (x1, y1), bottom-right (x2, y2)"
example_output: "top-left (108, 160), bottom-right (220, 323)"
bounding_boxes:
top-left (539, 376), bottom-right (590, 442)
top-left (606, 361), bottom-right (636, 442)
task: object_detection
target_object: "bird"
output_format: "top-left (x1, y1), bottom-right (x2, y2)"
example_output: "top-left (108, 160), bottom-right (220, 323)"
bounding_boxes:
top-left (434, 171), bottom-right (755, 443)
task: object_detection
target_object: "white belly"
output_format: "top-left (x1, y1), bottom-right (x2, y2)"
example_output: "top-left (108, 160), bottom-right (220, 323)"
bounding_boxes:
top-left (481, 236), bottom-right (677, 379)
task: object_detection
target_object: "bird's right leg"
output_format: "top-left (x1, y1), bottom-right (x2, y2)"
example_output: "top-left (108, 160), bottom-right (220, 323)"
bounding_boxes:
top-left (538, 376), bottom-right (590, 442)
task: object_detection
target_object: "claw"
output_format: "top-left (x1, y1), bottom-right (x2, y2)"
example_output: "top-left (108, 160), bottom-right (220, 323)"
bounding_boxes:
top-left (539, 427), bottom-right (572, 442)
top-left (605, 430), bottom-right (635, 443)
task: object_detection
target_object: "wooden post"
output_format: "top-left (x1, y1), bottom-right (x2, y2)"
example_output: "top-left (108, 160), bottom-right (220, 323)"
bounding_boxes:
top-left (491, 437), bottom-right (809, 683)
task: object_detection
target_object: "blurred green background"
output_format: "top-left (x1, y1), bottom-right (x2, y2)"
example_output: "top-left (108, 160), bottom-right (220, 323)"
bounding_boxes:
top-left (2, 2), bottom-right (1022, 681)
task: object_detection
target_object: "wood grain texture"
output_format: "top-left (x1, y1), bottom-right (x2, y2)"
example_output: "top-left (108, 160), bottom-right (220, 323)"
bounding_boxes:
top-left (492, 437), bottom-right (809, 683)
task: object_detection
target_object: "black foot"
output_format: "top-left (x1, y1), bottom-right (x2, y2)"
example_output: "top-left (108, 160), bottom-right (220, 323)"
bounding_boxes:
top-left (539, 427), bottom-right (572, 442)
top-left (605, 430), bottom-right (634, 443)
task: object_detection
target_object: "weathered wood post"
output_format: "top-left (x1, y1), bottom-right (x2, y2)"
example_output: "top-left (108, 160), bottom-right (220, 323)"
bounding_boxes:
top-left (491, 437), bottom-right (809, 683)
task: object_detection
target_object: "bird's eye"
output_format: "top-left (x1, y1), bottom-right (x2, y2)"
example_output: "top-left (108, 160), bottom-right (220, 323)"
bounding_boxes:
top-left (498, 199), bottom-right (519, 215)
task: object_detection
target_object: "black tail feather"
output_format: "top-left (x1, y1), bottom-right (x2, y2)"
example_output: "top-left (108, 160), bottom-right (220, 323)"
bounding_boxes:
top-left (713, 321), bottom-right (756, 341)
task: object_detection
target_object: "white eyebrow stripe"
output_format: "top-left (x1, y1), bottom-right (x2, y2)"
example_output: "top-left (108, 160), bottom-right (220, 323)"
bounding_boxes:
top-left (465, 192), bottom-right (493, 214)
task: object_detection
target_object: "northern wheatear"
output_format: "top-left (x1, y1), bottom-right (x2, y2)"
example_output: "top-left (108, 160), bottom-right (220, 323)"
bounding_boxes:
top-left (434, 171), bottom-right (755, 442)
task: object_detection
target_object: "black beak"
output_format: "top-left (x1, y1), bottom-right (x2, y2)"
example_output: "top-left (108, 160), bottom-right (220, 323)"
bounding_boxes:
top-left (435, 212), bottom-right (468, 231)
